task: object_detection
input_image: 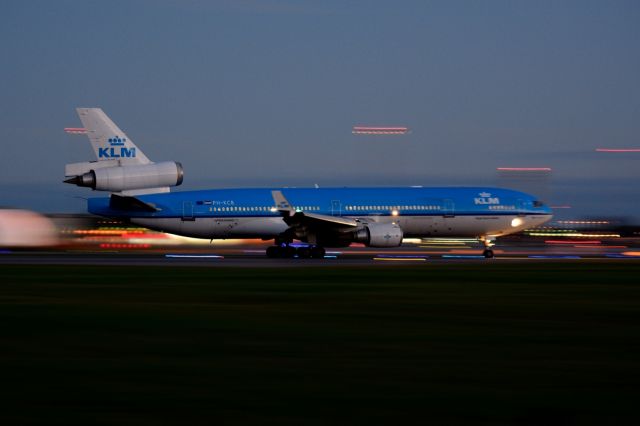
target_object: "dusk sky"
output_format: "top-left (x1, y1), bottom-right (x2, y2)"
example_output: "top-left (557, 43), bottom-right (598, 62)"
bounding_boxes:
top-left (1, 0), bottom-right (639, 219)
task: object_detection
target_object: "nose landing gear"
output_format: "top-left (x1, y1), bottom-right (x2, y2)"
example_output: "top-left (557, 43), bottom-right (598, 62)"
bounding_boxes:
top-left (480, 237), bottom-right (495, 258)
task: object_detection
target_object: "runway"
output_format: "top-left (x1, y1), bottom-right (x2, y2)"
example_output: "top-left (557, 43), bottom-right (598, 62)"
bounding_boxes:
top-left (2, 240), bottom-right (639, 267)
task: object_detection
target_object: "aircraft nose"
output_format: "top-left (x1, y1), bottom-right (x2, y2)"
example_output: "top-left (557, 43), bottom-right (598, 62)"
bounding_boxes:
top-left (534, 214), bottom-right (553, 227)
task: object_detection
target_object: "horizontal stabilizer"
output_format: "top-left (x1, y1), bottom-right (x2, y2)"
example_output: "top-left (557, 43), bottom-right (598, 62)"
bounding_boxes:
top-left (109, 194), bottom-right (159, 212)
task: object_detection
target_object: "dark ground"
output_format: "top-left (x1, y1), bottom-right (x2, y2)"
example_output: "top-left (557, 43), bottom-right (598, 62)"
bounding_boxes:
top-left (1, 262), bottom-right (639, 425)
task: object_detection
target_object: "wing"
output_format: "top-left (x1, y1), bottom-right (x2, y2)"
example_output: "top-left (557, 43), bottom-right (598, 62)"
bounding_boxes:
top-left (271, 190), bottom-right (358, 229)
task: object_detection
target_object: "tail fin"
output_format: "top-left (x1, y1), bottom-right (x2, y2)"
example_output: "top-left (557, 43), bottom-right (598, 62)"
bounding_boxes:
top-left (76, 108), bottom-right (151, 165)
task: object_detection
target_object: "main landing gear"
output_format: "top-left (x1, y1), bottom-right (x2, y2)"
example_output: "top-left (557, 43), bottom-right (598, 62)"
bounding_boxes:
top-left (266, 244), bottom-right (326, 259)
top-left (480, 236), bottom-right (495, 258)
top-left (482, 248), bottom-right (494, 258)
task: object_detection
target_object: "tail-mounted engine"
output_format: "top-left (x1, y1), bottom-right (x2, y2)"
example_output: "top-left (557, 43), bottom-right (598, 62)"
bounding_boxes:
top-left (64, 161), bottom-right (183, 193)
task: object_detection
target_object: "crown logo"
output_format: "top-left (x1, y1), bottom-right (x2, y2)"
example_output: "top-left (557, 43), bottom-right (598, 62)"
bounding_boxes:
top-left (479, 192), bottom-right (491, 197)
top-left (108, 136), bottom-right (126, 146)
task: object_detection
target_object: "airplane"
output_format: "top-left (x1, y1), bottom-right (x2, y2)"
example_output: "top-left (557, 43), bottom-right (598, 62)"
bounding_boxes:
top-left (64, 108), bottom-right (552, 258)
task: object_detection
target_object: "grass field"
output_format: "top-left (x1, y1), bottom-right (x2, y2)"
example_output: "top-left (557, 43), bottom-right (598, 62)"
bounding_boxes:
top-left (1, 262), bottom-right (640, 425)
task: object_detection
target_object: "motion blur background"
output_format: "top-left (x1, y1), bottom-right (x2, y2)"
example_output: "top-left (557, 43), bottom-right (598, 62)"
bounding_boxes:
top-left (1, 0), bottom-right (638, 221)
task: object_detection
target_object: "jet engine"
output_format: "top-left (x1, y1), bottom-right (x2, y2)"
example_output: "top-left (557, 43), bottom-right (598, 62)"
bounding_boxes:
top-left (65, 161), bottom-right (184, 192)
top-left (353, 222), bottom-right (403, 248)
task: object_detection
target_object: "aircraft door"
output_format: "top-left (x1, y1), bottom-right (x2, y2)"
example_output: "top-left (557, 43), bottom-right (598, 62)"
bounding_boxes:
top-left (516, 199), bottom-right (527, 216)
top-left (331, 200), bottom-right (341, 216)
top-left (182, 201), bottom-right (194, 221)
top-left (443, 199), bottom-right (455, 218)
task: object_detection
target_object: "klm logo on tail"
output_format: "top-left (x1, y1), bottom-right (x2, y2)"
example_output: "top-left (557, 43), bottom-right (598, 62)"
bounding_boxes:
top-left (108, 136), bottom-right (126, 146)
top-left (98, 136), bottom-right (136, 158)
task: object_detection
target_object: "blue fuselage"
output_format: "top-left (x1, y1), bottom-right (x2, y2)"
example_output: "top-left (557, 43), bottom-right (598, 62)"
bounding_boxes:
top-left (88, 186), bottom-right (552, 241)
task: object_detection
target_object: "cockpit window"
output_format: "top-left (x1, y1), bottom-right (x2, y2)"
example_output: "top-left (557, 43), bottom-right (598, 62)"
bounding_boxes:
top-left (533, 200), bottom-right (545, 208)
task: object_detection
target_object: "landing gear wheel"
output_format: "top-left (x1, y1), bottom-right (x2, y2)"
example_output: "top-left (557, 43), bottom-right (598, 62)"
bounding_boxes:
top-left (483, 249), bottom-right (494, 258)
top-left (297, 247), bottom-right (311, 259)
top-left (266, 246), bottom-right (280, 258)
top-left (283, 246), bottom-right (296, 258)
top-left (479, 236), bottom-right (496, 259)
top-left (310, 246), bottom-right (326, 259)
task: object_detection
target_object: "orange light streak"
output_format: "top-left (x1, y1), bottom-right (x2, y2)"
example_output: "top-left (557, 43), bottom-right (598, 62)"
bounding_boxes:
top-left (573, 245), bottom-right (627, 249)
top-left (100, 243), bottom-right (151, 249)
top-left (121, 232), bottom-right (168, 239)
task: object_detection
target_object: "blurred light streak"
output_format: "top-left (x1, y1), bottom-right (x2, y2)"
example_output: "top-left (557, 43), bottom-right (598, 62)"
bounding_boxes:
top-left (528, 255), bottom-right (582, 259)
top-left (497, 167), bottom-right (552, 172)
top-left (441, 255), bottom-right (485, 259)
top-left (73, 228), bottom-right (154, 236)
top-left (574, 245), bottom-right (627, 249)
top-left (289, 242), bottom-right (312, 248)
top-left (529, 232), bottom-right (620, 237)
top-left (448, 249), bottom-right (504, 253)
top-left (121, 233), bottom-right (168, 239)
top-left (375, 255), bottom-right (429, 259)
top-left (557, 220), bottom-right (609, 225)
top-left (596, 148), bottom-right (640, 152)
top-left (165, 236), bottom-right (264, 245)
top-left (545, 240), bottom-right (602, 245)
top-left (348, 249), bottom-right (433, 254)
top-left (622, 251), bottom-right (640, 257)
top-left (422, 238), bottom-right (478, 244)
top-left (352, 126), bottom-right (408, 135)
top-left (165, 254), bottom-right (224, 259)
top-left (100, 243), bottom-right (151, 249)
top-left (0, 209), bottom-right (58, 247)
top-left (373, 257), bottom-right (426, 262)
top-left (64, 127), bottom-right (87, 134)
top-left (420, 245), bottom-right (469, 249)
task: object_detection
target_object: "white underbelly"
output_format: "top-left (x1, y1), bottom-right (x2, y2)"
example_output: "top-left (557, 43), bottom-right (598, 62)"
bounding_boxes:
top-left (130, 216), bottom-right (288, 239)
